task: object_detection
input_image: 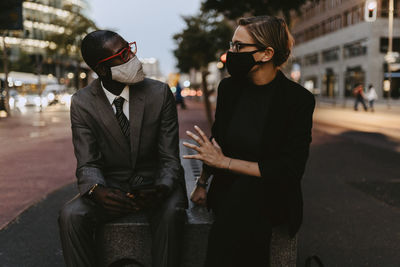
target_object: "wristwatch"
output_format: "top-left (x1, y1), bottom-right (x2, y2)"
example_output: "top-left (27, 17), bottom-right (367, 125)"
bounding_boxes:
top-left (88, 184), bottom-right (100, 197)
top-left (196, 178), bottom-right (208, 189)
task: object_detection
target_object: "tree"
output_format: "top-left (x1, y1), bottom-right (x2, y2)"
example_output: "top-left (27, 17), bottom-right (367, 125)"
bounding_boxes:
top-left (47, 3), bottom-right (98, 86)
top-left (202, 0), bottom-right (313, 25)
top-left (173, 12), bottom-right (232, 125)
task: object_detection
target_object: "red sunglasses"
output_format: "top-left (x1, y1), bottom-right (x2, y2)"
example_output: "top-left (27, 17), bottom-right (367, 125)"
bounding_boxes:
top-left (95, 41), bottom-right (137, 67)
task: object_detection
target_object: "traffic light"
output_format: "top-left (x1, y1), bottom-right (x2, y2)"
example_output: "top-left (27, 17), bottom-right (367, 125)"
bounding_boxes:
top-left (0, 0), bottom-right (23, 30)
top-left (364, 0), bottom-right (377, 22)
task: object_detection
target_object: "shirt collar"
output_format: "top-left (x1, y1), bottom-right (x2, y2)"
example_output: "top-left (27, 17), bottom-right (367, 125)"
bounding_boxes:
top-left (101, 81), bottom-right (130, 105)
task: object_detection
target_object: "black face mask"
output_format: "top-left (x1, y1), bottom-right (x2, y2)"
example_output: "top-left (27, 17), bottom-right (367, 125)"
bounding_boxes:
top-left (226, 50), bottom-right (264, 77)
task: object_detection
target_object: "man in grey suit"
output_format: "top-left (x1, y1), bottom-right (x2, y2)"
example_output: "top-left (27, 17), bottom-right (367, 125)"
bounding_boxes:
top-left (58, 30), bottom-right (188, 267)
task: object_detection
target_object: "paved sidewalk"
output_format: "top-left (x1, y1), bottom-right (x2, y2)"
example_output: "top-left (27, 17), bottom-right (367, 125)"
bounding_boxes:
top-left (0, 100), bottom-right (210, 231)
top-left (313, 100), bottom-right (400, 152)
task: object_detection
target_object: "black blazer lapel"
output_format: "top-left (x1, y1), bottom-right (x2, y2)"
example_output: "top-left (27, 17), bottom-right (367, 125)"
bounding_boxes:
top-left (91, 80), bottom-right (130, 154)
top-left (218, 78), bottom-right (244, 149)
top-left (260, 71), bottom-right (289, 151)
top-left (129, 82), bottom-right (145, 169)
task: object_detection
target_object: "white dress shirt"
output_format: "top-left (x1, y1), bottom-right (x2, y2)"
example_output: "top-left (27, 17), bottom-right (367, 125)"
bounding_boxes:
top-left (101, 82), bottom-right (130, 120)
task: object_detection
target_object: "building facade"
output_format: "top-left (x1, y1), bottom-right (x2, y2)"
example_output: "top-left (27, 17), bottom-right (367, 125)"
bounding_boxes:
top-left (290, 0), bottom-right (400, 99)
top-left (0, 0), bottom-right (88, 85)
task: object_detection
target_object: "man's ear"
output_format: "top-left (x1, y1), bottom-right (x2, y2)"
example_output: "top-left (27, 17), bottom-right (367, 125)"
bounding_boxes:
top-left (261, 47), bottom-right (274, 62)
top-left (94, 64), bottom-right (108, 77)
top-left (94, 64), bottom-right (112, 80)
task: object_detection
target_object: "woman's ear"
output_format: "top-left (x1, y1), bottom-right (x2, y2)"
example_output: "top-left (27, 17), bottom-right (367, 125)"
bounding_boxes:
top-left (262, 47), bottom-right (274, 62)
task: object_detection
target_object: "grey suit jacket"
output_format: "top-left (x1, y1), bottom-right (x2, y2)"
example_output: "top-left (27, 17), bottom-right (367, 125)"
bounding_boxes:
top-left (70, 78), bottom-right (187, 205)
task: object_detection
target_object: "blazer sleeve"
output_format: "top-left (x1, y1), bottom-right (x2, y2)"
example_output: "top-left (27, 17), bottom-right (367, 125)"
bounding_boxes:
top-left (154, 84), bottom-right (183, 192)
top-left (70, 95), bottom-right (106, 195)
top-left (258, 94), bottom-right (315, 183)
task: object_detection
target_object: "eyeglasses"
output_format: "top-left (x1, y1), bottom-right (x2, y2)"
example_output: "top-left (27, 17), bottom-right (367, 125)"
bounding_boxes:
top-left (229, 41), bottom-right (265, 52)
top-left (96, 41), bottom-right (137, 67)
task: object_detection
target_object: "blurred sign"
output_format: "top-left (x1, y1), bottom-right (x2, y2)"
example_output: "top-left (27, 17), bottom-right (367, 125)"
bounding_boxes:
top-left (0, 0), bottom-right (23, 30)
top-left (385, 52), bottom-right (400, 64)
top-left (390, 64), bottom-right (400, 72)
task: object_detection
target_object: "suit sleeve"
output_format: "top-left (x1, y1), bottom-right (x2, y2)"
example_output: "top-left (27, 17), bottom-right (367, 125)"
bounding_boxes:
top-left (258, 95), bottom-right (315, 183)
top-left (70, 95), bottom-right (106, 195)
top-left (154, 84), bottom-right (183, 192)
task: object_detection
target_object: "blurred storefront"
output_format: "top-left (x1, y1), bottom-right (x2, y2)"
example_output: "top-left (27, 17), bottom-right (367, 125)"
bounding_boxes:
top-left (290, 0), bottom-right (400, 99)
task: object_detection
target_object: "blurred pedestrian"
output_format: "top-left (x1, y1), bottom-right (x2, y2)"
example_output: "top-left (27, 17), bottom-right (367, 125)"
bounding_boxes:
top-left (366, 84), bottom-right (378, 112)
top-left (353, 83), bottom-right (368, 111)
top-left (183, 16), bottom-right (315, 267)
top-left (175, 82), bottom-right (186, 109)
top-left (58, 30), bottom-right (187, 267)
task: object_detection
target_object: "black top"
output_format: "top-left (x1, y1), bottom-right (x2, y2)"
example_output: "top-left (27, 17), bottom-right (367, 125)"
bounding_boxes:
top-left (205, 71), bottom-right (316, 237)
top-left (225, 78), bottom-right (276, 162)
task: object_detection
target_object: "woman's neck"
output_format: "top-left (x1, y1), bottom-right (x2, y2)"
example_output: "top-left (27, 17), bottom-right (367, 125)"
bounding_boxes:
top-left (249, 64), bottom-right (278, 86)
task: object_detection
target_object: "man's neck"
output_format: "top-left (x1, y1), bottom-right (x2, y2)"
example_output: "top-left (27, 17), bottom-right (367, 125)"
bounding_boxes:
top-left (101, 79), bottom-right (126, 96)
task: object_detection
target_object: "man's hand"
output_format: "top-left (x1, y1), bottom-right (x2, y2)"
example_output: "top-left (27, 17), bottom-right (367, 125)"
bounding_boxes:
top-left (190, 185), bottom-right (207, 206)
top-left (133, 185), bottom-right (170, 209)
top-left (91, 186), bottom-right (140, 216)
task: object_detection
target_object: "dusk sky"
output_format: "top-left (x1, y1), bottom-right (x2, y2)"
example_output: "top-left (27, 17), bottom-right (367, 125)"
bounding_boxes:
top-left (89, 0), bottom-right (203, 76)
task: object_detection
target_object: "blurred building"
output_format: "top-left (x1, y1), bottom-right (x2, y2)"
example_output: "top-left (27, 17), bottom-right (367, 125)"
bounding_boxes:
top-left (0, 0), bottom-right (88, 88)
top-left (140, 57), bottom-right (165, 82)
top-left (290, 0), bottom-right (400, 99)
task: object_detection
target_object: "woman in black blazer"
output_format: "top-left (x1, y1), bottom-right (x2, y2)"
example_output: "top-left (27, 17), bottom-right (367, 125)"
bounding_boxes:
top-left (183, 16), bottom-right (315, 267)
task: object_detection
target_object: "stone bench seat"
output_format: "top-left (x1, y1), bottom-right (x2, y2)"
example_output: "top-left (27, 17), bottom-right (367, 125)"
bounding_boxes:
top-left (96, 142), bottom-right (297, 267)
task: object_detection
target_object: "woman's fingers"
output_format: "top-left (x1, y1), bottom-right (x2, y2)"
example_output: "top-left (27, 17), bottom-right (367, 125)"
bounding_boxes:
top-left (182, 154), bottom-right (202, 160)
top-left (186, 131), bottom-right (203, 145)
top-left (182, 141), bottom-right (201, 152)
top-left (194, 125), bottom-right (210, 144)
top-left (212, 138), bottom-right (221, 149)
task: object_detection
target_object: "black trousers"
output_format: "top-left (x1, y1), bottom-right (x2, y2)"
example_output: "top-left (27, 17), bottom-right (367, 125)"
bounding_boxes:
top-left (58, 184), bottom-right (186, 267)
top-left (205, 176), bottom-right (273, 267)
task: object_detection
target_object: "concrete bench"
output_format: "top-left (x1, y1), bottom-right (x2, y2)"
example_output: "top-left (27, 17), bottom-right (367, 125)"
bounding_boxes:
top-left (96, 142), bottom-right (297, 266)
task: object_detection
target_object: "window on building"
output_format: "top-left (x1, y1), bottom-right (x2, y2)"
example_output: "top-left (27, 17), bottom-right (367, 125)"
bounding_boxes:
top-left (380, 37), bottom-right (400, 53)
top-left (343, 39), bottom-right (368, 58)
top-left (322, 47), bottom-right (340, 62)
top-left (304, 53), bottom-right (319, 65)
top-left (352, 5), bottom-right (364, 24)
top-left (381, 0), bottom-right (400, 17)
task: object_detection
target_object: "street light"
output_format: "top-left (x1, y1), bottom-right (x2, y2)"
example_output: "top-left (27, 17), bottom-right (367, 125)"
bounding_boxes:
top-left (364, 0), bottom-right (377, 22)
top-left (386, 0), bottom-right (394, 108)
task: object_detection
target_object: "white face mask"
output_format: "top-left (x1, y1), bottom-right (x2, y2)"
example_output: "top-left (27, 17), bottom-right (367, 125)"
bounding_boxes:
top-left (110, 56), bottom-right (145, 84)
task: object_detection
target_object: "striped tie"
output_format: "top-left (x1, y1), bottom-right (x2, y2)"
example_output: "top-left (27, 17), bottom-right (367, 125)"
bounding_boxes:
top-left (113, 97), bottom-right (130, 142)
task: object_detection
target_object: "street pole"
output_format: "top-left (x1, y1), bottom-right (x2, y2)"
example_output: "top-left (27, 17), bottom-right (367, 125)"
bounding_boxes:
top-left (387, 0), bottom-right (394, 109)
top-left (36, 54), bottom-right (43, 112)
top-left (2, 30), bottom-right (10, 115)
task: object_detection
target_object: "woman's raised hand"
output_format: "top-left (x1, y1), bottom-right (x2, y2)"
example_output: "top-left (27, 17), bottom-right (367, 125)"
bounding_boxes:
top-left (183, 125), bottom-right (230, 169)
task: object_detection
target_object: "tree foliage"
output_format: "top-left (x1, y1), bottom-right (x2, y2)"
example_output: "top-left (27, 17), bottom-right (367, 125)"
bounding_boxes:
top-left (47, 4), bottom-right (97, 60)
top-left (173, 12), bottom-right (233, 73)
top-left (202, 0), bottom-right (311, 25)
top-left (173, 12), bottom-right (233, 125)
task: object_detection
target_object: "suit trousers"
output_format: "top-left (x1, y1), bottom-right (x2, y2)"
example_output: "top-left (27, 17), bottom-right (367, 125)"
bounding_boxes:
top-left (205, 176), bottom-right (273, 267)
top-left (58, 183), bottom-right (186, 267)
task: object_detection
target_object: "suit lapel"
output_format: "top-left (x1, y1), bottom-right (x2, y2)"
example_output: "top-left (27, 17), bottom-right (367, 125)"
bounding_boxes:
top-left (129, 81), bottom-right (145, 169)
top-left (92, 80), bottom-right (130, 154)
